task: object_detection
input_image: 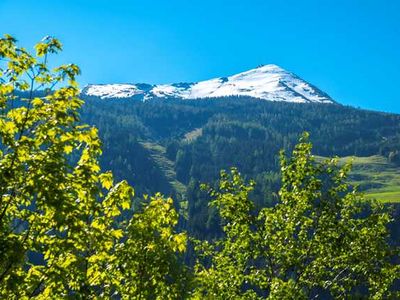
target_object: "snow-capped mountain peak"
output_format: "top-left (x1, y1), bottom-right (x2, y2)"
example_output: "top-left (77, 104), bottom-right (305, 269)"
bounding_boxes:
top-left (82, 64), bottom-right (334, 104)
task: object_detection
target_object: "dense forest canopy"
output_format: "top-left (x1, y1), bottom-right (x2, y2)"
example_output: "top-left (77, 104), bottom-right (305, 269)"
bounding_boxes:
top-left (81, 97), bottom-right (400, 186)
top-left (79, 97), bottom-right (400, 238)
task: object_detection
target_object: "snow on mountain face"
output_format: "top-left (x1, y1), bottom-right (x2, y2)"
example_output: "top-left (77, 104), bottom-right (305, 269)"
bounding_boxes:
top-left (83, 84), bottom-right (143, 98)
top-left (83, 65), bottom-right (334, 104)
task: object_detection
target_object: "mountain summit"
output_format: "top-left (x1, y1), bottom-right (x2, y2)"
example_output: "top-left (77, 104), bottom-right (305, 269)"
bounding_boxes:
top-left (82, 64), bottom-right (334, 103)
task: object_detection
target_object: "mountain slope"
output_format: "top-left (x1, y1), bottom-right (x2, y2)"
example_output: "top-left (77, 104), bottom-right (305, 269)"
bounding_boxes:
top-left (82, 64), bottom-right (334, 103)
top-left (139, 141), bottom-right (186, 197)
top-left (79, 97), bottom-right (400, 238)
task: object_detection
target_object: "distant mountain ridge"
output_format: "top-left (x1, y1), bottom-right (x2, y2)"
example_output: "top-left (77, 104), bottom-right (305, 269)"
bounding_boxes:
top-left (82, 64), bottom-right (335, 104)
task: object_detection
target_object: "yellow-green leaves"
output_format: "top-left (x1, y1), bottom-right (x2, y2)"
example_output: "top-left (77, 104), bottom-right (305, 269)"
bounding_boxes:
top-left (3, 121), bottom-right (17, 134)
top-left (111, 194), bottom-right (189, 299)
top-left (173, 233), bottom-right (187, 253)
top-left (99, 171), bottom-right (113, 190)
top-left (0, 35), bottom-right (145, 299)
top-left (34, 36), bottom-right (62, 57)
top-left (63, 144), bottom-right (73, 154)
top-left (31, 97), bottom-right (43, 107)
top-left (0, 83), bottom-right (13, 95)
top-left (54, 64), bottom-right (81, 85)
top-left (194, 134), bottom-right (399, 299)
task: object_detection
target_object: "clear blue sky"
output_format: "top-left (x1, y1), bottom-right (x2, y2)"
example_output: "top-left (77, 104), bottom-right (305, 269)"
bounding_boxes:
top-left (1, 0), bottom-right (399, 112)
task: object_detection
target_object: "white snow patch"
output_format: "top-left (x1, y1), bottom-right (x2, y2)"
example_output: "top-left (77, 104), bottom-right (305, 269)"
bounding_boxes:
top-left (85, 84), bottom-right (143, 99)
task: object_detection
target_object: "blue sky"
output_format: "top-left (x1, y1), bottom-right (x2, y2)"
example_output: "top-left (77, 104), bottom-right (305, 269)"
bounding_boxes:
top-left (1, 0), bottom-right (399, 112)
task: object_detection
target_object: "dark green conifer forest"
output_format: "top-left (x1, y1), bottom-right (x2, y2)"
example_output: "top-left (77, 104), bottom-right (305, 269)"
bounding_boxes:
top-left (80, 96), bottom-right (400, 239)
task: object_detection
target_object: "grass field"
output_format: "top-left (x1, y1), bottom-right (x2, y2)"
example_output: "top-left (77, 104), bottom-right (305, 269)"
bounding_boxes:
top-left (317, 155), bottom-right (400, 203)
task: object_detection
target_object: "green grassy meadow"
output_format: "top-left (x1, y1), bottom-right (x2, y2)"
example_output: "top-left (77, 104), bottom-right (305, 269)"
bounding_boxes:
top-left (318, 155), bottom-right (400, 203)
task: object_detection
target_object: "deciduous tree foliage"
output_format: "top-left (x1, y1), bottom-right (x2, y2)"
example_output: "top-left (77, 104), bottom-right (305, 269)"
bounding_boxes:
top-left (0, 35), bottom-right (187, 299)
top-left (194, 134), bottom-right (399, 299)
top-left (112, 194), bottom-right (189, 299)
